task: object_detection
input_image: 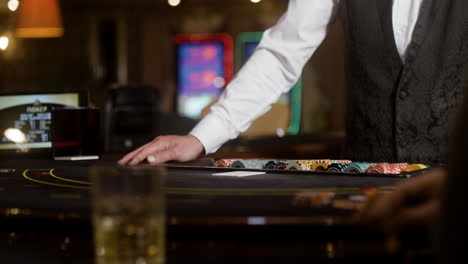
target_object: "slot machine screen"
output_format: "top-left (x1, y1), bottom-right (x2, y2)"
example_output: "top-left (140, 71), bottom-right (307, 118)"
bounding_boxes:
top-left (0, 92), bottom-right (83, 156)
top-left (175, 34), bottom-right (233, 119)
top-left (244, 42), bottom-right (259, 61)
top-left (236, 32), bottom-right (302, 135)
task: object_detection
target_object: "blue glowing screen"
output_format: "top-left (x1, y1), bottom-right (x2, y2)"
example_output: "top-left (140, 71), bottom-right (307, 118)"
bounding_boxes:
top-left (244, 42), bottom-right (259, 61)
top-left (177, 42), bottom-right (225, 119)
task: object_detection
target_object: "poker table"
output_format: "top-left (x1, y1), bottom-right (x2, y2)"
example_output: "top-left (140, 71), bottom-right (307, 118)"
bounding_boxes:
top-left (0, 158), bottom-right (432, 263)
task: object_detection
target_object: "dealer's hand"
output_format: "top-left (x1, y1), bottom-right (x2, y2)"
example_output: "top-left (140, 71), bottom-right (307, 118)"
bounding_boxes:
top-left (357, 168), bottom-right (447, 233)
top-left (118, 135), bottom-right (204, 166)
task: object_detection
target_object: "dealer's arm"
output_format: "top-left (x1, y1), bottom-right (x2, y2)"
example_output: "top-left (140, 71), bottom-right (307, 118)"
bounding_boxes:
top-left (118, 0), bottom-right (338, 166)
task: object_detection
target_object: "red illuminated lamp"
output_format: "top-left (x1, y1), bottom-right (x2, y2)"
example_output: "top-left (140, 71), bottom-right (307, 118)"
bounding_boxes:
top-left (16, 0), bottom-right (64, 38)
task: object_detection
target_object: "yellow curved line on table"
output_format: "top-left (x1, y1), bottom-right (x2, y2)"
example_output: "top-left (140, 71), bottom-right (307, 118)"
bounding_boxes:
top-left (49, 169), bottom-right (92, 185)
top-left (22, 169), bottom-right (91, 190)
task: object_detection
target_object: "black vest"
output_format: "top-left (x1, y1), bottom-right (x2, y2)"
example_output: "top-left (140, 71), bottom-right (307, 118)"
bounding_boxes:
top-left (339, 0), bottom-right (468, 163)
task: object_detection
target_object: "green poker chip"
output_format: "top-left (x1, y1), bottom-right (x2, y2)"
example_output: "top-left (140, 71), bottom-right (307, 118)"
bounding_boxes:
top-left (344, 162), bottom-right (375, 173)
top-left (232, 160), bottom-right (269, 169)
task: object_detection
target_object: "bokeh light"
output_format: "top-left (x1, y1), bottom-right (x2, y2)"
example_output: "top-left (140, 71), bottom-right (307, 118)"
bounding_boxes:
top-left (250, 0), bottom-right (262, 3)
top-left (4, 128), bottom-right (26, 143)
top-left (213, 77), bottom-right (225, 88)
top-left (7, 0), bottom-right (19, 12)
top-left (276, 128), bottom-right (285, 138)
top-left (0, 36), bottom-right (9, 51)
top-left (168, 0), bottom-right (181, 7)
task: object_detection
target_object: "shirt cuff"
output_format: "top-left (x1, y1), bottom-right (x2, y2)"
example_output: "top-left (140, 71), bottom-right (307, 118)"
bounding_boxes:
top-left (189, 111), bottom-right (238, 154)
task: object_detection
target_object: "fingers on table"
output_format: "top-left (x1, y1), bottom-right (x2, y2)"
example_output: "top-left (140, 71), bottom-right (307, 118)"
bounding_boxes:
top-left (118, 141), bottom-right (152, 165)
top-left (128, 139), bottom-right (169, 166)
top-left (149, 149), bottom-right (179, 164)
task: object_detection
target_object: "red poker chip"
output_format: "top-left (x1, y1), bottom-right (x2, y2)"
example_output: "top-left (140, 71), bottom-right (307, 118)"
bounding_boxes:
top-left (366, 163), bottom-right (409, 174)
top-left (214, 159), bottom-right (240, 168)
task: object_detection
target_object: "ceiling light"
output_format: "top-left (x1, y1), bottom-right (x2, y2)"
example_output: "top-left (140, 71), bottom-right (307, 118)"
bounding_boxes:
top-left (16, 0), bottom-right (64, 38)
top-left (168, 0), bottom-right (181, 7)
top-left (7, 0), bottom-right (19, 12)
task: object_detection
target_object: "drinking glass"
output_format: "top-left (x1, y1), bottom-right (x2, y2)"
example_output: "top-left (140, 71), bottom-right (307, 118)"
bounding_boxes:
top-left (91, 166), bottom-right (166, 264)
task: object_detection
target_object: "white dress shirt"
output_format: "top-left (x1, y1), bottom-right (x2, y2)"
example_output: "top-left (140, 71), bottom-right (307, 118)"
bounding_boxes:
top-left (190, 0), bottom-right (424, 154)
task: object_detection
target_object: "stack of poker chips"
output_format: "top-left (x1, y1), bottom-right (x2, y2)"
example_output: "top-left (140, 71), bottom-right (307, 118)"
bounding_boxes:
top-left (326, 163), bottom-right (351, 172)
top-left (285, 160), bottom-right (325, 170)
top-left (344, 162), bottom-right (429, 174)
top-left (311, 161), bottom-right (330, 171)
top-left (274, 161), bottom-right (288, 169)
top-left (285, 160), bottom-right (314, 170)
top-left (264, 160), bottom-right (287, 169)
top-left (284, 161), bottom-right (303, 170)
top-left (285, 160), bottom-right (352, 171)
top-left (402, 164), bottom-right (430, 172)
top-left (314, 160), bottom-right (352, 172)
top-left (214, 159), bottom-right (241, 168)
top-left (231, 160), bottom-right (270, 169)
top-left (213, 159), bottom-right (429, 175)
top-left (215, 159), bottom-right (289, 169)
top-left (366, 163), bottom-right (409, 174)
top-left (344, 162), bottom-right (376, 173)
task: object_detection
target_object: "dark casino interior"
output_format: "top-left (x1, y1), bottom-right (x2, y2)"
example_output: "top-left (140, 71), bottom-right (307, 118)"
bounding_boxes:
top-left (0, 0), bottom-right (457, 263)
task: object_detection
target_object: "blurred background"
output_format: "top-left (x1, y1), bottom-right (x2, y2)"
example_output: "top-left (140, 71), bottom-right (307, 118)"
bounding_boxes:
top-left (0, 0), bottom-right (346, 157)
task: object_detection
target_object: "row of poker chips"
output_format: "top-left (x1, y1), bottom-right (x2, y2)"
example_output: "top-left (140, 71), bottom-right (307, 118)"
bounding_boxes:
top-left (214, 159), bottom-right (430, 174)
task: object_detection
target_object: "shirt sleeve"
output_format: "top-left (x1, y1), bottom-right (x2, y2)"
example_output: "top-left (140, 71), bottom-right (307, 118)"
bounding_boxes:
top-left (190, 0), bottom-right (340, 154)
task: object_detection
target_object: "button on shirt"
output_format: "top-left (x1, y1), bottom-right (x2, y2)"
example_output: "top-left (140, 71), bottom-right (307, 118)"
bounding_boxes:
top-left (190, 0), bottom-right (424, 154)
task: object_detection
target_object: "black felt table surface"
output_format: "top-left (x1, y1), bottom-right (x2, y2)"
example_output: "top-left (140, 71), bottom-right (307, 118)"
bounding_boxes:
top-left (0, 159), bottom-right (402, 218)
